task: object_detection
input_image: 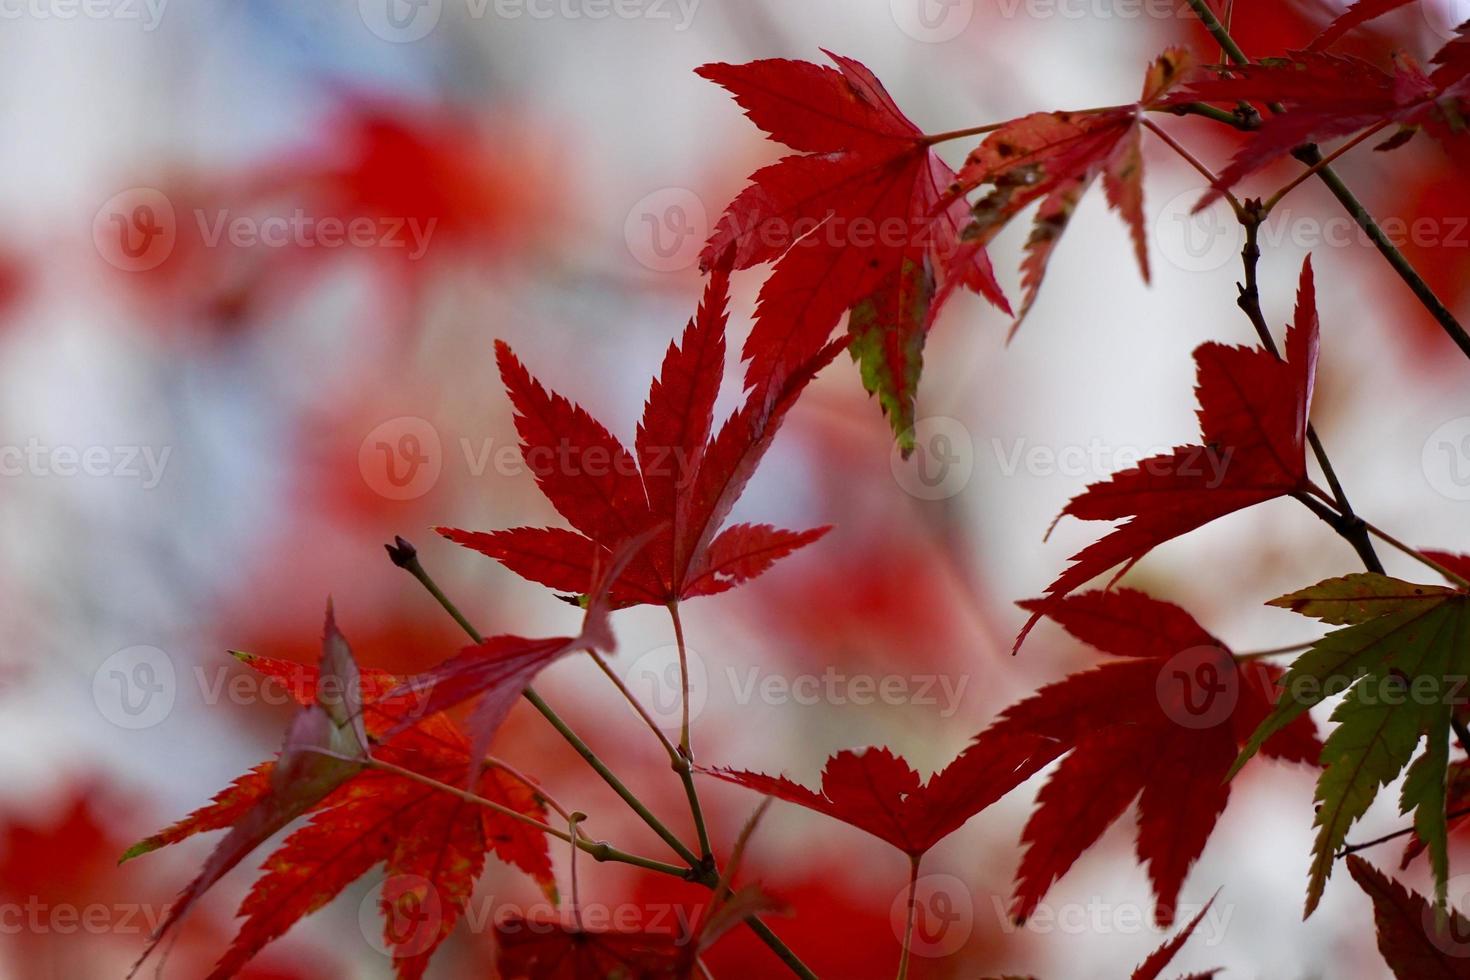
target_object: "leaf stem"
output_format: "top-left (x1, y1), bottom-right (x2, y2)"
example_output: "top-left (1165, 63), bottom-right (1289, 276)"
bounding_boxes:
top-left (923, 105), bottom-right (1132, 147)
top-left (359, 756), bottom-right (690, 877)
top-left (587, 645), bottom-right (714, 866)
top-left (1260, 122), bottom-right (1389, 213)
top-left (387, 538), bottom-right (700, 865)
top-left (921, 121), bottom-right (1006, 145)
top-left (1338, 805), bottom-right (1470, 859)
top-left (587, 648), bottom-right (680, 760)
top-left (1155, 101), bottom-right (1250, 128)
top-left (1233, 640), bottom-right (1315, 661)
top-left (670, 603), bottom-right (693, 757)
top-left (1352, 515), bottom-right (1470, 590)
top-left (1140, 117), bottom-right (1242, 216)
top-left (389, 539), bottom-right (816, 977)
top-left (895, 856), bottom-right (921, 980)
top-left (668, 602), bottom-right (714, 862)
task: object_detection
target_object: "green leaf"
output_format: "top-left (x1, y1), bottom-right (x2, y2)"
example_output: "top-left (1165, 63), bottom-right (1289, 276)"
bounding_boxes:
top-left (848, 257), bottom-right (935, 456)
top-left (1235, 574), bottom-right (1470, 917)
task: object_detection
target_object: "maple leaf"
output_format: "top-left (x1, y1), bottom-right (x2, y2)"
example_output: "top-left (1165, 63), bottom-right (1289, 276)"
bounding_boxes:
top-left (1130, 895), bottom-right (1222, 980)
top-left (703, 741), bottom-right (1042, 860)
top-left (1169, 26), bottom-right (1470, 205)
top-left (696, 51), bottom-right (1009, 450)
top-left (1233, 565), bottom-right (1470, 917)
top-left (1347, 856), bottom-right (1470, 979)
top-left (437, 267), bottom-right (839, 607)
top-left (1306, 0), bottom-right (1419, 53)
top-left (495, 885), bottom-right (784, 979)
top-left (951, 47), bottom-right (1194, 330)
top-left (973, 589), bottom-right (1319, 925)
top-left (1016, 254), bottom-right (1320, 652)
top-left (124, 607), bottom-right (555, 980)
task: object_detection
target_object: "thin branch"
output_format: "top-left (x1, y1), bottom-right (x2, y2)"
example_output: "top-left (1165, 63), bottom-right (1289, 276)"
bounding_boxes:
top-left (1177, 0), bottom-right (1470, 363)
top-left (1233, 212), bottom-right (1383, 573)
top-left (387, 538), bottom-right (816, 978)
top-left (358, 756), bottom-right (690, 877)
top-left (1341, 512), bottom-right (1470, 590)
top-left (1233, 640), bottom-right (1315, 662)
top-left (1338, 806), bottom-right (1470, 859)
top-left (387, 537), bottom-right (699, 865)
top-left (1182, 0), bottom-right (1249, 65)
top-left (587, 645), bottom-right (714, 867)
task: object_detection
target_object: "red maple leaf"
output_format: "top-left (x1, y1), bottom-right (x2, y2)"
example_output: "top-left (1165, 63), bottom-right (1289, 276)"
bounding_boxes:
top-left (951, 47), bottom-right (1194, 330)
top-left (974, 589), bottom-right (1320, 926)
top-left (696, 51), bottom-right (1009, 450)
top-left (1306, 0), bottom-right (1420, 53)
top-left (1016, 255), bottom-right (1320, 651)
top-left (1129, 894), bottom-right (1222, 980)
top-left (124, 607), bottom-right (555, 980)
top-left (1169, 26), bottom-right (1470, 205)
top-left (1347, 856), bottom-right (1470, 979)
top-left (437, 267), bottom-right (839, 608)
top-left (704, 741), bottom-right (1041, 860)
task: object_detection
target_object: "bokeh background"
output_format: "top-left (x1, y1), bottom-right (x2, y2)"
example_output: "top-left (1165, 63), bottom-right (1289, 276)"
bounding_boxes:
top-left (1, 0), bottom-right (1469, 976)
